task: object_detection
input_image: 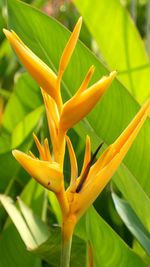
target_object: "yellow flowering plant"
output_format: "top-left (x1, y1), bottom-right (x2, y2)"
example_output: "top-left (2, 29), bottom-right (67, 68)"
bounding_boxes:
top-left (2, 7), bottom-right (150, 267)
top-left (0, 0), bottom-right (150, 267)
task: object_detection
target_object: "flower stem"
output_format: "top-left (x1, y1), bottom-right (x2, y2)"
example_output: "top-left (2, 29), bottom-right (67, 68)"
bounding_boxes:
top-left (61, 216), bottom-right (76, 267)
top-left (61, 233), bottom-right (72, 267)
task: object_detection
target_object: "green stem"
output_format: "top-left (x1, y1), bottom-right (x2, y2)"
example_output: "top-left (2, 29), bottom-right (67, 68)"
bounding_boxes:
top-left (61, 232), bottom-right (72, 267)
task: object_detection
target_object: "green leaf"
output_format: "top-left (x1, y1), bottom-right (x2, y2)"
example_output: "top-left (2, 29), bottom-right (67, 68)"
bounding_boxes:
top-left (0, 194), bottom-right (86, 267)
top-left (2, 73), bottom-right (42, 133)
top-left (11, 105), bottom-right (44, 148)
top-left (113, 164), bottom-right (150, 232)
top-left (0, 224), bottom-right (41, 267)
top-left (21, 179), bottom-right (47, 219)
top-left (17, 197), bottom-right (50, 245)
top-left (86, 207), bottom-right (146, 267)
top-left (0, 136), bottom-right (32, 191)
top-left (112, 192), bottom-right (150, 257)
top-left (48, 192), bottom-right (61, 224)
top-left (0, 194), bottom-right (37, 248)
top-left (31, 227), bottom-right (86, 267)
top-left (0, 180), bottom-right (46, 267)
top-left (74, 0), bottom-right (150, 103)
top-left (0, 73), bottom-right (43, 191)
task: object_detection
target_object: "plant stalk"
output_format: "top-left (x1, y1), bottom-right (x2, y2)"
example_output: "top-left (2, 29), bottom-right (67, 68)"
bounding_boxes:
top-left (60, 216), bottom-right (76, 267)
top-left (61, 232), bottom-right (72, 267)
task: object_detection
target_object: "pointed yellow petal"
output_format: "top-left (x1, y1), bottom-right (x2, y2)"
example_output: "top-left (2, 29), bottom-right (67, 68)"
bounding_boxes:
top-left (41, 90), bottom-right (60, 160)
top-left (57, 17), bottom-right (82, 82)
top-left (80, 135), bottom-right (91, 177)
top-left (71, 98), bottom-right (150, 218)
top-left (33, 133), bottom-right (45, 160)
top-left (75, 65), bottom-right (95, 97)
top-left (41, 89), bottom-right (59, 129)
top-left (12, 150), bottom-right (63, 192)
top-left (60, 71), bottom-right (116, 131)
top-left (41, 90), bottom-right (66, 166)
top-left (44, 138), bottom-right (52, 162)
top-left (3, 29), bottom-right (57, 101)
top-left (66, 136), bottom-right (78, 192)
top-left (75, 136), bottom-right (91, 193)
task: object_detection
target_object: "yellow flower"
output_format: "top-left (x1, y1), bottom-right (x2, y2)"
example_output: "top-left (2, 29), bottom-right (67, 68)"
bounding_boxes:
top-left (4, 17), bottom-right (150, 251)
top-left (66, 98), bottom-right (150, 223)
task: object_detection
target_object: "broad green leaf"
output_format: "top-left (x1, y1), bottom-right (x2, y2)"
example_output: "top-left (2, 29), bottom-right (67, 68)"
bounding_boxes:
top-left (48, 192), bottom-right (61, 224)
top-left (74, 0), bottom-right (150, 103)
top-left (86, 207), bottom-right (146, 267)
top-left (17, 197), bottom-right (50, 245)
top-left (112, 192), bottom-right (150, 257)
top-left (0, 114), bottom-right (43, 191)
top-left (11, 105), bottom-right (44, 147)
top-left (0, 180), bottom-right (46, 267)
top-left (0, 194), bottom-right (86, 267)
top-left (0, 224), bottom-right (41, 267)
top-left (2, 73), bottom-right (42, 133)
top-left (0, 136), bottom-right (32, 191)
top-left (0, 194), bottom-right (36, 248)
top-left (113, 164), bottom-right (150, 232)
top-left (133, 241), bottom-right (150, 266)
top-left (21, 179), bottom-right (47, 219)
top-left (0, 74), bottom-right (43, 191)
top-left (32, 227), bottom-right (86, 267)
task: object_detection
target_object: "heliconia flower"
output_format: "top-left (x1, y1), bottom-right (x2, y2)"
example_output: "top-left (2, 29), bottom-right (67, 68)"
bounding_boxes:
top-left (3, 17), bottom-right (115, 119)
top-left (12, 149), bottom-right (63, 193)
top-left (3, 18), bottom-right (116, 172)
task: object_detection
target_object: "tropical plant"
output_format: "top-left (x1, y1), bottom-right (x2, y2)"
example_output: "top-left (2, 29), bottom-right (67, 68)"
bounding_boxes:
top-left (0, 1), bottom-right (150, 267)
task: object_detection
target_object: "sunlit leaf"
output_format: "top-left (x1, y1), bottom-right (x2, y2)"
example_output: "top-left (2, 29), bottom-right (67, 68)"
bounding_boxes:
top-left (85, 207), bottom-right (146, 267)
top-left (74, 0), bottom-right (150, 103)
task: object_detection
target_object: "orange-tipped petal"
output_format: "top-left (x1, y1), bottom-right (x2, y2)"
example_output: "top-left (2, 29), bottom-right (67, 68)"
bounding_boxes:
top-left (71, 98), bottom-right (150, 218)
top-left (12, 150), bottom-right (63, 192)
top-left (57, 17), bottom-right (82, 82)
top-left (60, 71), bottom-right (116, 131)
top-left (3, 29), bottom-right (58, 101)
top-left (66, 136), bottom-right (78, 192)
